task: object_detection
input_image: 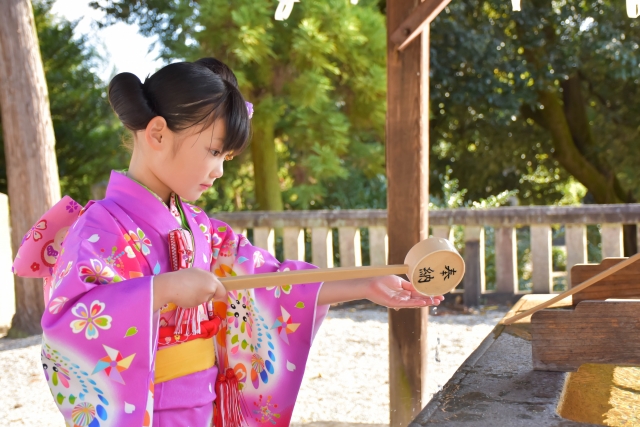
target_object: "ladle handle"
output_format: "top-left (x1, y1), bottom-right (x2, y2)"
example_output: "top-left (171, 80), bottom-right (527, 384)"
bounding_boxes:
top-left (219, 264), bottom-right (409, 291)
top-left (502, 252), bottom-right (640, 325)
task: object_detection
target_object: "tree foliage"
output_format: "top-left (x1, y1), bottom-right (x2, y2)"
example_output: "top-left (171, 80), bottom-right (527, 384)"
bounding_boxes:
top-left (92, 0), bottom-right (387, 212)
top-left (89, 0), bottom-right (640, 219)
top-left (428, 0), bottom-right (640, 206)
top-left (0, 0), bottom-right (127, 204)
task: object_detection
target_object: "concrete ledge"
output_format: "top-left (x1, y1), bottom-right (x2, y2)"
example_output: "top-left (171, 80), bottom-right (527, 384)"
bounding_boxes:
top-left (410, 295), bottom-right (600, 427)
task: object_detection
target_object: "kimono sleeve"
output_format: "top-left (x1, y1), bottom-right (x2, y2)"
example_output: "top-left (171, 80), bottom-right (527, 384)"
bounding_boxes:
top-left (41, 204), bottom-right (156, 427)
top-left (209, 219), bottom-right (329, 426)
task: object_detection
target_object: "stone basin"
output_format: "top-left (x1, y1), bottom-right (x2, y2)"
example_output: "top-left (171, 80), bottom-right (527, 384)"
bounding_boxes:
top-left (410, 294), bottom-right (640, 427)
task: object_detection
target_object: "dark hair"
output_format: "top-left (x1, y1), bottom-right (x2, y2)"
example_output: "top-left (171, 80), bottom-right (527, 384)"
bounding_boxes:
top-left (108, 58), bottom-right (250, 154)
top-left (195, 58), bottom-right (239, 87)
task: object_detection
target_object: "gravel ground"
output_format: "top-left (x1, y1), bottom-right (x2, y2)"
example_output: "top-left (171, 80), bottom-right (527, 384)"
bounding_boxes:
top-left (0, 306), bottom-right (506, 426)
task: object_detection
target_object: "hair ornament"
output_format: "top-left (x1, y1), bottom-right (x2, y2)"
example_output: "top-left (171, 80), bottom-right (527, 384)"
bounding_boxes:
top-left (246, 101), bottom-right (254, 119)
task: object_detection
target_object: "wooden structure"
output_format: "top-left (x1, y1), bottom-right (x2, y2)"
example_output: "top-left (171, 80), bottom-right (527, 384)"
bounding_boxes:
top-left (214, 204), bottom-right (639, 422)
top-left (571, 257), bottom-right (640, 306)
top-left (386, 0), bottom-right (446, 420)
top-left (532, 299), bottom-right (640, 371)
top-left (531, 257), bottom-right (640, 372)
top-left (216, 203), bottom-right (640, 301)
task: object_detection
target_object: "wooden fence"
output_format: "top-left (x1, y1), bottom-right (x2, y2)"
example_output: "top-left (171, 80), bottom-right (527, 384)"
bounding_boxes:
top-left (214, 204), bottom-right (640, 306)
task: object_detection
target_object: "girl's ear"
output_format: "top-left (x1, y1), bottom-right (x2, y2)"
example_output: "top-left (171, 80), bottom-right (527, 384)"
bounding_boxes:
top-left (144, 116), bottom-right (168, 152)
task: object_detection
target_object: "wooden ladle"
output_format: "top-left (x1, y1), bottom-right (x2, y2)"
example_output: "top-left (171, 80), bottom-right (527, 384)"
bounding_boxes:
top-left (218, 237), bottom-right (466, 297)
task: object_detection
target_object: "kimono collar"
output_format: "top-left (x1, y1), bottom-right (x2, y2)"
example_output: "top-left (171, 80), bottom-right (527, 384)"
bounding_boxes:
top-left (104, 171), bottom-right (184, 235)
top-left (103, 171), bottom-right (210, 271)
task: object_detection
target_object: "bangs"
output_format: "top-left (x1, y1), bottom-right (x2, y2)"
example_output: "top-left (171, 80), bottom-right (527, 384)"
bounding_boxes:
top-left (186, 81), bottom-right (251, 155)
top-left (220, 82), bottom-right (251, 154)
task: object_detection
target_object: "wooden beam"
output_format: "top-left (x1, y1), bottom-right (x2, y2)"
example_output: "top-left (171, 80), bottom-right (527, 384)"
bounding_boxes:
top-left (428, 204), bottom-right (640, 226)
top-left (532, 300), bottom-right (640, 371)
top-left (463, 226), bottom-right (485, 307)
top-left (565, 224), bottom-right (586, 287)
top-left (387, 0), bottom-right (431, 423)
top-left (531, 225), bottom-right (552, 293)
top-left (571, 257), bottom-right (640, 306)
top-left (390, 0), bottom-right (451, 51)
top-left (601, 223), bottom-right (624, 258)
top-left (211, 204), bottom-right (640, 229)
top-left (495, 227), bottom-right (518, 295)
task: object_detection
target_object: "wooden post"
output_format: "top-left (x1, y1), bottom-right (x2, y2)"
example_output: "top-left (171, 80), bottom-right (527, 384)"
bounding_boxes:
top-left (253, 227), bottom-right (275, 256)
top-left (283, 227), bottom-right (305, 261)
top-left (432, 225), bottom-right (452, 241)
top-left (0, 0), bottom-right (61, 337)
top-left (531, 225), bottom-right (552, 293)
top-left (311, 227), bottom-right (333, 268)
top-left (368, 226), bottom-right (388, 266)
top-left (387, 2), bottom-right (431, 420)
top-left (463, 226), bottom-right (485, 306)
top-left (338, 226), bottom-right (362, 267)
top-left (565, 224), bottom-right (587, 287)
top-left (601, 223), bottom-right (623, 259)
top-left (495, 227), bottom-right (517, 295)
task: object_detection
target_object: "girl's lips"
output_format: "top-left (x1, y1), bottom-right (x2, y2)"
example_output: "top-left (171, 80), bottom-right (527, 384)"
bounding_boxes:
top-left (200, 184), bottom-right (211, 190)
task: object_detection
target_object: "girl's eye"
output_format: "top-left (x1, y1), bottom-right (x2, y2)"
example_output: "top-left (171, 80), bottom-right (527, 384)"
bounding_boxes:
top-left (210, 150), bottom-right (222, 157)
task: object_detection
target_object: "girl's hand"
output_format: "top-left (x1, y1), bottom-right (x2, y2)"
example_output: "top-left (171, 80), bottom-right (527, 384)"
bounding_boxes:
top-left (366, 275), bottom-right (444, 309)
top-left (153, 268), bottom-right (227, 311)
top-left (316, 275), bottom-right (444, 308)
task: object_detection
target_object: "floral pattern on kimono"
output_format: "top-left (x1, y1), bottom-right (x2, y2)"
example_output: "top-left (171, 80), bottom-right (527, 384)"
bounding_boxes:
top-left (207, 222), bottom-right (329, 426)
top-left (39, 203), bottom-right (156, 427)
top-left (13, 170), bottom-right (329, 427)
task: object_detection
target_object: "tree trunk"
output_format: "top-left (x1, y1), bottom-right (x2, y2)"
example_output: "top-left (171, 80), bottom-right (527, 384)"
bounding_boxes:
top-left (532, 86), bottom-right (637, 256)
top-left (536, 90), bottom-right (620, 204)
top-left (251, 95), bottom-right (283, 211)
top-left (0, 0), bottom-right (61, 337)
top-left (561, 75), bottom-right (629, 203)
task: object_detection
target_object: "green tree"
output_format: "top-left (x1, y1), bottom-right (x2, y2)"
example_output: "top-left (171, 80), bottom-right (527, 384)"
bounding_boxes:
top-left (0, 0), bottom-right (128, 204)
top-left (429, 0), bottom-right (640, 202)
top-left (427, 0), bottom-right (640, 251)
top-left (92, 0), bottom-right (387, 212)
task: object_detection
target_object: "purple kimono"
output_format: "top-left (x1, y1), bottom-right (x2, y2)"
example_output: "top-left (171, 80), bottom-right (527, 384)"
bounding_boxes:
top-left (13, 171), bottom-right (328, 427)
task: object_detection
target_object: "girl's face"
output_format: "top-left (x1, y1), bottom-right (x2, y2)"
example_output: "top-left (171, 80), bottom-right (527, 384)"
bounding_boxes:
top-left (155, 118), bottom-right (230, 202)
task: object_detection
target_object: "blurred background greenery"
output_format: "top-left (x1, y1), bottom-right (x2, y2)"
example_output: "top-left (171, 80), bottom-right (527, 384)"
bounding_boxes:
top-left (1, 0), bottom-right (637, 289)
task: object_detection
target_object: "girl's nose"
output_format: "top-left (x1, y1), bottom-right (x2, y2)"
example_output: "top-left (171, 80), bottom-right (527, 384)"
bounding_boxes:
top-left (210, 161), bottom-right (224, 179)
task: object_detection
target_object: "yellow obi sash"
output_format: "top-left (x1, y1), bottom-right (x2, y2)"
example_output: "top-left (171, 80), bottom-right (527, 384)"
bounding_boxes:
top-left (155, 337), bottom-right (216, 384)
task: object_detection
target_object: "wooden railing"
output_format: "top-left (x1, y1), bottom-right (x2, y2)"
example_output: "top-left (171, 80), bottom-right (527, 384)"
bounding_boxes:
top-left (213, 204), bottom-right (640, 306)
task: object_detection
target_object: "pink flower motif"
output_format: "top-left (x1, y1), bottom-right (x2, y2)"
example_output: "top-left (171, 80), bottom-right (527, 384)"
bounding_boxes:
top-left (23, 219), bottom-right (47, 243)
top-left (125, 228), bottom-right (152, 255)
top-left (78, 259), bottom-right (115, 284)
top-left (30, 262), bottom-right (40, 272)
top-left (66, 200), bottom-right (79, 213)
top-left (70, 300), bottom-right (112, 340)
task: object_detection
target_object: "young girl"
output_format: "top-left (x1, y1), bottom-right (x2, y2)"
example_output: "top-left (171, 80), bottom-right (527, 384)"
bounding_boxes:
top-left (12, 58), bottom-right (443, 427)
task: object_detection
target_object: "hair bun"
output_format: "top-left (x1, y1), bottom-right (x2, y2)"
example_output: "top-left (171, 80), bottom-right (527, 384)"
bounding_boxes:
top-left (195, 57), bottom-right (239, 88)
top-left (108, 72), bottom-right (157, 131)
